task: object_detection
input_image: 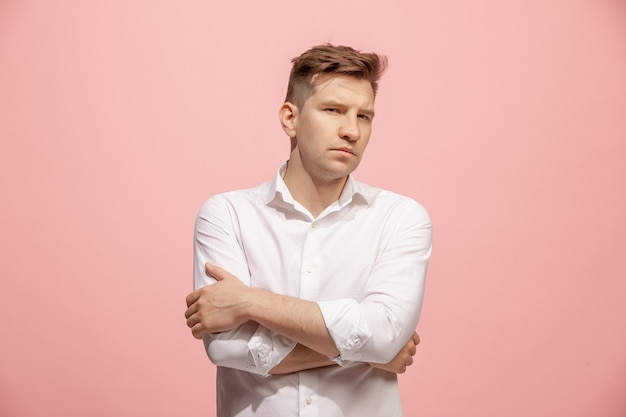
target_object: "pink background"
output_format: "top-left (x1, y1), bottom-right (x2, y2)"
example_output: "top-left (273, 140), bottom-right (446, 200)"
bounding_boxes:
top-left (1, 0), bottom-right (625, 416)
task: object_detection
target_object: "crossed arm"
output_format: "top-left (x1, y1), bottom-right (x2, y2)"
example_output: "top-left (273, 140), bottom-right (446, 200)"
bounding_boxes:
top-left (185, 195), bottom-right (431, 376)
top-left (185, 262), bottom-right (420, 375)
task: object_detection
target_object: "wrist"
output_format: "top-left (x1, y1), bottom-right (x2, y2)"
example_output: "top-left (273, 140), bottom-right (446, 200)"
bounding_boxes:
top-left (242, 286), bottom-right (266, 322)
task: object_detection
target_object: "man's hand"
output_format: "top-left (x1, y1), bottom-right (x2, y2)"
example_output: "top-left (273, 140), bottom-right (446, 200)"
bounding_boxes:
top-left (368, 331), bottom-right (420, 374)
top-left (187, 263), bottom-right (340, 357)
top-left (185, 263), bottom-right (250, 339)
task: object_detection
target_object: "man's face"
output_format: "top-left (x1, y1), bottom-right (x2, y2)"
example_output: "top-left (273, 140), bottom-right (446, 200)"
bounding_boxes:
top-left (290, 74), bottom-right (375, 184)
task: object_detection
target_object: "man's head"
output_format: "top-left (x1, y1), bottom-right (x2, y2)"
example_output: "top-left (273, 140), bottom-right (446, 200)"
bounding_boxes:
top-left (279, 44), bottom-right (387, 186)
top-left (284, 44), bottom-right (387, 109)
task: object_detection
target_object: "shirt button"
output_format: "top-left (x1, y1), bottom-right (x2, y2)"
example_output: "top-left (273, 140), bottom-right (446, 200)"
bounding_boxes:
top-left (306, 266), bottom-right (314, 273)
top-left (311, 223), bottom-right (317, 229)
top-left (305, 397), bottom-right (312, 405)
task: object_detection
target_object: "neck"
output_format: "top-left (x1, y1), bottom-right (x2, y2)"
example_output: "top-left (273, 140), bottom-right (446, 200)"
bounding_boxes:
top-left (282, 162), bottom-right (348, 218)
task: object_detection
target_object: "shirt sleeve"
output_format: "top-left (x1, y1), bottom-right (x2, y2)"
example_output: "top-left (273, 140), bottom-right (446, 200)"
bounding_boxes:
top-left (317, 199), bottom-right (432, 364)
top-left (194, 195), bottom-right (296, 376)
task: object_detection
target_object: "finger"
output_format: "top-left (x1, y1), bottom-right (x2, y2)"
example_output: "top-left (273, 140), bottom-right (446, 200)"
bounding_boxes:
top-left (184, 303), bottom-right (198, 319)
top-left (186, 291), bottom-right (200, 308)
top-left (413, 331), bottom-right (420, 345)
top-left (191, 323), bottom-right (206, 339)
top-left (186, 313), bottom-right (200, 329)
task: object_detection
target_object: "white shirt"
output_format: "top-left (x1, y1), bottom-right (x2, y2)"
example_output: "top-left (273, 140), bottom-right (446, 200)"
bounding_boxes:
top-left (193, 164), bottom-right (432, 417)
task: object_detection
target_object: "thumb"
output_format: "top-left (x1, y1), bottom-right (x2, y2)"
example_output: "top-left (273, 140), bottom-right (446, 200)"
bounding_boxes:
top-left (205, 262), bottom-right (228, 282)
top-left (413, 331), bottom-right (420, 346)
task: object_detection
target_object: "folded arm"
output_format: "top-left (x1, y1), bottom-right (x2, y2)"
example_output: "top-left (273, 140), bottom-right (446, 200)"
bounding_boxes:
top-left (269, 330), bottom-right (420, 375)
top-left (187, 262), bottom-right (339, 358)
top-left (187, 195), bottom-right (431, 375)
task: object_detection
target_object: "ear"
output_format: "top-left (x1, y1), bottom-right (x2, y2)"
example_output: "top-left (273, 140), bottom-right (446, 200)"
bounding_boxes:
top-left (278, 102), bottom-right (298, 138)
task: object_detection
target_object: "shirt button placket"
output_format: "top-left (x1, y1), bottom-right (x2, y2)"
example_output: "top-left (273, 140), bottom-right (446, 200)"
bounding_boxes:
top-left (300, 221), bottom-right (320, 297)
top-left (299, 223), bottom-right (320, 417)
top-left (299, 372), bottom-right (318, 417)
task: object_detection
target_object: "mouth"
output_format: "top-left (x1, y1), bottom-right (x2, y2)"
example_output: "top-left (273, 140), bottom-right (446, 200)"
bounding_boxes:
top-left (332, 147), bottom-right (356, 156)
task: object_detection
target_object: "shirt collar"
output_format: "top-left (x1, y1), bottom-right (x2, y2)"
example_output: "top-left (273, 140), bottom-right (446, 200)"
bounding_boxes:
top-left (263, 162), bottom-right (371, 209)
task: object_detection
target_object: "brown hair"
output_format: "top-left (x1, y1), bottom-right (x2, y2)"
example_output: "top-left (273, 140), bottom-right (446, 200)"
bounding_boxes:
top-left (284, 44), bottom-right (388, 108)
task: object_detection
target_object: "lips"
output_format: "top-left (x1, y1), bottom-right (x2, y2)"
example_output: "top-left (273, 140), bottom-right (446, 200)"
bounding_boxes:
top-left (332, 147), bottom-right (356, 156)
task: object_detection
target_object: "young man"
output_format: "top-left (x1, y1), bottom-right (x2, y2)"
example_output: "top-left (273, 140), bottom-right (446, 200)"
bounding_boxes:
top-left (185, 44), bottom-right (432, 417)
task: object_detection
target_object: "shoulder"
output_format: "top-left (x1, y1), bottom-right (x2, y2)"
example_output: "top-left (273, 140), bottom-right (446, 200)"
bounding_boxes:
top-left (355, 181), bottom-right (431, 226)
top-left (197, 180), bottom-right (272, 218)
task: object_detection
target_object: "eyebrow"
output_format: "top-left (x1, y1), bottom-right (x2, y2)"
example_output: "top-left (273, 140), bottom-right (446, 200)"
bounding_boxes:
top-left (320, 100), bottom-right (375, 117)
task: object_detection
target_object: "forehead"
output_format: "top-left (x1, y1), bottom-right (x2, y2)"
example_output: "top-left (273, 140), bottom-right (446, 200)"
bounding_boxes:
top-left (307, 74), bottom-right (375, 107)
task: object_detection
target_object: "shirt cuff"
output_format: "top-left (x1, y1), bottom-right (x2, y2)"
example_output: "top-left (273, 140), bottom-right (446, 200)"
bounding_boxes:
top-left (317, 299), bottom-right (372, 361)
top-left (247, 326), bottom-right (297, 377)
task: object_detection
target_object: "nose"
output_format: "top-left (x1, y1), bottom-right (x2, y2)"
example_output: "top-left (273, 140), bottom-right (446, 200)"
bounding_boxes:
top-left (338, 115), bottom-right (360, 142)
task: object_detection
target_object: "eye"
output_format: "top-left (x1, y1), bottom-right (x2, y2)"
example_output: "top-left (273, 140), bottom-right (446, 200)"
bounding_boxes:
top-left (325, 108), bottom-right (340, 114)
top-left (358, 114), bottom-right (371, 121)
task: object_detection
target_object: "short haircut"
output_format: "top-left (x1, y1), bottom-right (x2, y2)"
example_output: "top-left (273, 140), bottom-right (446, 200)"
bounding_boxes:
top-left (285, 44), bottom-right (388, 108)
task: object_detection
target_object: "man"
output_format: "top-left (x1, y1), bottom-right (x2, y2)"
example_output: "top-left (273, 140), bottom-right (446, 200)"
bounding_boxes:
top-left (185, 44), bottom-right (432, 417)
